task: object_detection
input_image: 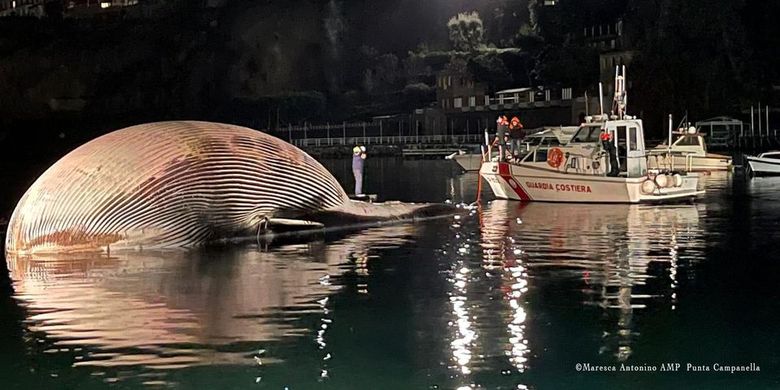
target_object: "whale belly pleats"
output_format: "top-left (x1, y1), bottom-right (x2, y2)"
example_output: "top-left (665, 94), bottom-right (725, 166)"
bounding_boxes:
top-left (6, 121), bottom-right (348, 254)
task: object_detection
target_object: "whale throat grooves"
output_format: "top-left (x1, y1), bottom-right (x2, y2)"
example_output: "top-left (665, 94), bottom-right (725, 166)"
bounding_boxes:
top-left (6, 121), bottom-right (350, 254)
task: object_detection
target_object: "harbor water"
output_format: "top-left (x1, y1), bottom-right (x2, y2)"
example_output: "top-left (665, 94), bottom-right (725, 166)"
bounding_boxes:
top-left (1, 158), bottom-right (779, 389)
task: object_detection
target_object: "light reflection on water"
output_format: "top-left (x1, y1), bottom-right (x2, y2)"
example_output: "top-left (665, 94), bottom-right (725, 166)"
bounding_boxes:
top-left (438, 199), bottom-right (706, 387)
top-left (4, 160), bottom-right (780, 388)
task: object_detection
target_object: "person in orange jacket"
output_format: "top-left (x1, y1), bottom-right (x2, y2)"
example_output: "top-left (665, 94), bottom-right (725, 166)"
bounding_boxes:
top-left (509, 116), bottom-right (525, 159)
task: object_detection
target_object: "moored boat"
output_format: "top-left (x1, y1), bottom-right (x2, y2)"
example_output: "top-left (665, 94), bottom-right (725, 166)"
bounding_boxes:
top-left (746, 151), bottom-right (780, 175)
top-left (479, 66), bottom-right (703, 203)
top-left (647, 128), bottom-right (733, 172)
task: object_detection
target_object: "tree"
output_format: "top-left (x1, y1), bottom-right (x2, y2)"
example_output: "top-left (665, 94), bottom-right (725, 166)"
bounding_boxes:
top-left (447, 11), bottom-right (485, 52)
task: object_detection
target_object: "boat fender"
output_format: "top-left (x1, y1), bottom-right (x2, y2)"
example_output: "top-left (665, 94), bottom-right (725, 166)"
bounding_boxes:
top-left (665, 174), bottom-right (676, 188)
top-left (655, 173), bottom-right (669, 188)
top-left (547, 147), bottom-right (565, 168)
top-left (673, 174), bottom-right (683, 187)
top-left (641, 179), bottom-right (656, 194)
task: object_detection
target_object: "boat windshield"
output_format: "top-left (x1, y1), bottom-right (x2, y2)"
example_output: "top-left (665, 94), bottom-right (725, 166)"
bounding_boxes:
top-left (569, 125), bottom-right (603, 143)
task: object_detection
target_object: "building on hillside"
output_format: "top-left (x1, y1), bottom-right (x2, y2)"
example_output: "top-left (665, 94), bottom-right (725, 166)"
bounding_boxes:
top-left (414, 60), bottom-right (599, 136)
top-left (0, 0), bottom-right (45, 17)
top-left (436, 59), bottom-right (490, 113)
top-left (584, 19), bottom-right (637, 93)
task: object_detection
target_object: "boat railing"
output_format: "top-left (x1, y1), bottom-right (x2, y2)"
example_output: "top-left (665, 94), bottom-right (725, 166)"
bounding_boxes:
top-left (645, 150), bottom-right (695, 172)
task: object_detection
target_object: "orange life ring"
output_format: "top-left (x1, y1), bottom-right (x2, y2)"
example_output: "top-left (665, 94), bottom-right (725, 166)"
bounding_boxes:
top-left (547, 147), bottom-right (565, 168)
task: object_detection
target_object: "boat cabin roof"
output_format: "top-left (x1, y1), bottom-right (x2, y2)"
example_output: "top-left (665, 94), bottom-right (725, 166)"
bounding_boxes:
top-left (759, 151), bottom-right (780, 158)
top-left (526, 126), bottom-right (579, 143)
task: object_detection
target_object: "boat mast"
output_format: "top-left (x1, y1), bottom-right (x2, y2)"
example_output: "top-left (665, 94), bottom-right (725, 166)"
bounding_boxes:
top-left (668, 114), bottom-right (673, 153)
top-left (599, 83), bottom-right (604, 117)
top-left (612, 65), bottom-right (627, 120)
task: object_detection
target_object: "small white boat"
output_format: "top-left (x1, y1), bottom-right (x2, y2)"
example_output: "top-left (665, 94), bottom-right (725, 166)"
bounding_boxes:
top-left (479, 66), bottom-right (703, 204)
top-left (647, 129), bottom-right (732, 172)
top-left (446, 126), bottom-right (577, 171)
top-left (747, 151), bottom-right (780, 175)
top-left (446, 148), bottom-right (483, 171)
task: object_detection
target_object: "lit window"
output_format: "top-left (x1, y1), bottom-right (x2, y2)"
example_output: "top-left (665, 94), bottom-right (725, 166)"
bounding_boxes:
top-left (12, 0), bottom-right (16, 8)
top-left (101, 2), bottom-right (111, 9)
top-left (454, 98), bottom-right (462, 108)
top-left (469, 96), bottom-right (476, 107)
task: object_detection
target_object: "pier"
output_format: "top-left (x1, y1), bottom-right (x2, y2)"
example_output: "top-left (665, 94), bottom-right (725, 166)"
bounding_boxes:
top-left (276, 121), bottom-right (483, 157)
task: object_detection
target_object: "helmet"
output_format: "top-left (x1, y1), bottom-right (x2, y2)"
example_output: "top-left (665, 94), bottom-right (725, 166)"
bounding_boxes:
top-left (600, 132), bottom-right (610, 141)
top-left (360, 146), bottom-right (366, 152)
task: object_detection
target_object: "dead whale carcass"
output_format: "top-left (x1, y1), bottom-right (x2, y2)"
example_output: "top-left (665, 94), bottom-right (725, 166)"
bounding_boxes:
top-left (5, 121), bottom-right (449, 254)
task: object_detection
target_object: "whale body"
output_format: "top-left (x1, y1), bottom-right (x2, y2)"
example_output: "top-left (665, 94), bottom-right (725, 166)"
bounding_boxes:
top-left (5, 121), bottom-right (448, 255)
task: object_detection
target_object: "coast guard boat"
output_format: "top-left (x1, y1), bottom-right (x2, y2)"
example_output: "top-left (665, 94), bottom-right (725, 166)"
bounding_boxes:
top-left (479, 67), bottom-right (703, 203)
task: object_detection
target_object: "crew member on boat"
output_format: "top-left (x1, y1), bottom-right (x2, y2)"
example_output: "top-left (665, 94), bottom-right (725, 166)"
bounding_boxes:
top-left (509, 116), bottom-right (525, 160)
top-left (600, 131), bottom-right (620, 177)
top-left (494, 116), bottom-right (510, 161)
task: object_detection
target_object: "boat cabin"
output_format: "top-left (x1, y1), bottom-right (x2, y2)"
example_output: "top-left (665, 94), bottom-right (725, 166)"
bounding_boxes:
top-left (655, 131), bottom-right (708, 156)
top-left (520, 115), bottom-right (648, 178)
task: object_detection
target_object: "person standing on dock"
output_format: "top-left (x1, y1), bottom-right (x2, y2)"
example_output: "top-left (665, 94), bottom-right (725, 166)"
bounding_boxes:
top-left (509, 116), bottom-right (525, 159)
top-left (352, 146), bottom-right (367, 196)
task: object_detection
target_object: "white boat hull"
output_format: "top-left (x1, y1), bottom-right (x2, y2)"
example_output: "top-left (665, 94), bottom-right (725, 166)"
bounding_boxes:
top-left (747, 156), bottom-right (780, 175)
top-left (480, 162), bottom-right (702, 203)
top-left (450, 153), bottom-right (483, 171)
top-left (647, 153), bottom-right (732, 172)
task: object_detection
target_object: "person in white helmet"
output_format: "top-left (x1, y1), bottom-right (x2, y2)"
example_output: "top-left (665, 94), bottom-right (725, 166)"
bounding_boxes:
top-left (352, 145), bottom-right (367, 196)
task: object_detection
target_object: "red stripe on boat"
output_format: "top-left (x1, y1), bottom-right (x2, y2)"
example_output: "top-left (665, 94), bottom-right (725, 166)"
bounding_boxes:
top-left (497, 162), bottom-right (531, 201)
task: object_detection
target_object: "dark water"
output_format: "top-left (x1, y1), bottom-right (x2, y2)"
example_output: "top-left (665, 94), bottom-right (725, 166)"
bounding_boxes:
top-left (2, 158), bottom-right (780, 389)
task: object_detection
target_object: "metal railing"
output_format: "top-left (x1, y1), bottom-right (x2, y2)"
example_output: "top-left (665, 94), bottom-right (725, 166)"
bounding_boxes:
top-left (290, 134), bottom-right (484, 148)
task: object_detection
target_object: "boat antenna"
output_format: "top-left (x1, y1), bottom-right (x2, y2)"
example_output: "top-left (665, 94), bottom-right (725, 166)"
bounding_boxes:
top-left (598, 82), bottom-right (604, 117)
top-left (675, 113), bottom-right (688, 132)
top-left (668, 114), bottom-right (673, 153)
top-left (584, 90), bottom-right (589, 116)
top-left (612, 65), bottom-right (627, 119)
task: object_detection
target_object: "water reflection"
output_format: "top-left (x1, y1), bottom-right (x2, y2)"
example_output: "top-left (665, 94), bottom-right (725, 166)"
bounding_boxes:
top-left (443, 199), bottom-right (706, 384)
top-left (6, 225), bottom-right (417, 380)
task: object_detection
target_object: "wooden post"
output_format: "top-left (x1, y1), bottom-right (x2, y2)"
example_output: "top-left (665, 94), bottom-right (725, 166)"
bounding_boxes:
top-left (343, 121), bottom-right (346, 145)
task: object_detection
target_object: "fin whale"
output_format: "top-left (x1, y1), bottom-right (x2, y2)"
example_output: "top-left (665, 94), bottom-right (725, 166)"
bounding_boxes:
top-left (5, 121), bottom-right (451, 255)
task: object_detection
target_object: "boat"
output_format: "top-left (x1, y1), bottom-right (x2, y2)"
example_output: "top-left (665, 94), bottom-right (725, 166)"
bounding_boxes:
top-left (647, 127), bottom-right (733, 172)
top-left (746, 151), bottom-right (780, 175)
top-left (479, 66), bottom-right (703, 203)
top-left (446, 126), bottom-right (578, 171)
